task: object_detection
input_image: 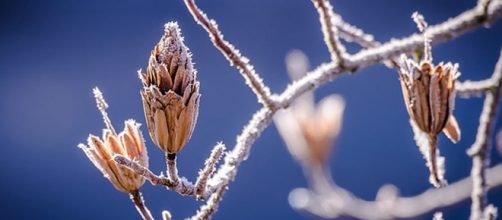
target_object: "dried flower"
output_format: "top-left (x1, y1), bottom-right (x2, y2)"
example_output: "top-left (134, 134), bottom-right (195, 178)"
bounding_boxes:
top-left (398, 12), bottom-right (461, 187)
top-left (275, 50), bottom-right (344, 167)
top-left (399, 54), bottom-right (461, 186)
top-left (399, 55), bottom-right (461, 142)
top-left (275, 94), bottom-right (345, 167)
top-left (139, 22), bottom-right (200, 155)
top-left (79, 88), bottom-right (149, 193)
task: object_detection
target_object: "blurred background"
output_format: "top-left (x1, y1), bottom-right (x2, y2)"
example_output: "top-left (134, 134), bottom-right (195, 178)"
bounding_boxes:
top-left (1, 0), bottom-right (501, 219)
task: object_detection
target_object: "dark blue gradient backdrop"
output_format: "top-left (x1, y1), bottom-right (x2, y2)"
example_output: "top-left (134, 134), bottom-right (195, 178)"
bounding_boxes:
top-left (0, 0), bottom-right (501, 219)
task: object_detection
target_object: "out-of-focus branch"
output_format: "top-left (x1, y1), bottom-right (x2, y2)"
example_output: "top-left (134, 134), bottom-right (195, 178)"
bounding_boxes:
top-left (457, 79), bottom-right (498, 97)
top-left (183, 0), bottom-right (275, 109)
top-left (162, 210), bottom-right (172, 220)
top-left (289, 164), bottom-right (502, 219)
top-left (311, 0), bottom-right (349, 66)
top-left (467, 49), bottom-right (502, 220)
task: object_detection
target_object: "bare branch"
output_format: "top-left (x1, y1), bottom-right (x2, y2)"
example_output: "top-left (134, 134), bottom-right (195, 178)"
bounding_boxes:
top-left (467, 49), bottom-right (502, 220)
top-left (311, 0), bottom-right (349, 65)
top-left (180, 1), bottom-right (502, 218)
top-left (183, 0), bottom-right (275, 108)
top-left (335, 16), bottom-right (377, 48)
top-left (332, 13), bottom-right (400, 68)
top-left (289, 164), bottom-right (502, 219)
top-left (114, 155), bottom-right (204, 198)
top-left (276, 0), bottom-right (502, 108)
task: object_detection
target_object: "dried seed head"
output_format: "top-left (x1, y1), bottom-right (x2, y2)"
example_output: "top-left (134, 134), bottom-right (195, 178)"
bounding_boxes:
top-left (398, 55), bottom-right (461, 143)
top-left (79, 89), bottom-right (149, 193)
top-left (275, 94), bottom-right (345, 167)
top-left (399, 14), bottom-right (461, 186)
top-left (139, 22), bottom-right (200, 154)
top-left (296, 95), bottom-right (345, 165)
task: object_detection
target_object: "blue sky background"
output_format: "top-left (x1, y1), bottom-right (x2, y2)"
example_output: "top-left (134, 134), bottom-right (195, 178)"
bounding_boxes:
top-left (0, 0), bottom-right (501, 219)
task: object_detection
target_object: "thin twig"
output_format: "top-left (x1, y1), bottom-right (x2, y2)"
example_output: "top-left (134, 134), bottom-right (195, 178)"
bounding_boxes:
top-left (467, 49), bottom-right (502, 220)
top-left (114, 155), bottom-right (203, 197)
top-left (311, 0), bottom-right (349, 66)
top-left (195, 143), bottom-right (225, 199)
top-left (188, 184), bottom-right (227, 220)
top-left (166, 153), bottom-right (180, 186)
top-left (335, 16), bottom-right (377, 48)
top-left (130, 190), bottom-right (154, 220)
top-left (183, 0), bottom-right (275, 109)
top-left (92, 87), bottom-right (116, 136)
top-left (289, 164), bottom-right (502, 219)
top-left (333, 14), bottom-right (399, 68)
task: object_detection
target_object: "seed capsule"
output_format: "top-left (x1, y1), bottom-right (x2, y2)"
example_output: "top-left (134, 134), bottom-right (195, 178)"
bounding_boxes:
top-left (139, 22), bottom-right (200, 154)
top-left (79, 88), bottom-right (148, 193)
top-left (398, 55), bottom-right (461, 143)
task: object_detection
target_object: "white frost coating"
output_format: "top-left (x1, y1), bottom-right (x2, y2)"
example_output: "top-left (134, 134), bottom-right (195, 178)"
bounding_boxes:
top-left (195, 142), bottom-right (225, 198)
top-left (312, 0), bottom-right (349, 64)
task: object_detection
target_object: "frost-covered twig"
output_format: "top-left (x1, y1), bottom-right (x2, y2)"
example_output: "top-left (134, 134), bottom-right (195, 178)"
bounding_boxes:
top-left (130, 190), bottom-right (154, 220)
top-left (331, 13), bottom-right (399, 68)
top-left (189, 184), bottom-right (227, 220)
top-left (289, 164), bottom-right (502, 219)
top-left (195, 143), bottom-right (225, 199)
top-left (311, 0), bottom-right (349, 65)
top-left (193, 108), bottom-right (275, 219)
top-left (335, 15), bottom-right (377, 48)
top-left (114, 155), bottom-right (207, 198)
top-left (467, 49), bottom-right (502, 220)
top-left (93, 88), bottom-right (116, 136)
top-left (183, 0), bottom-right (275, 108)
